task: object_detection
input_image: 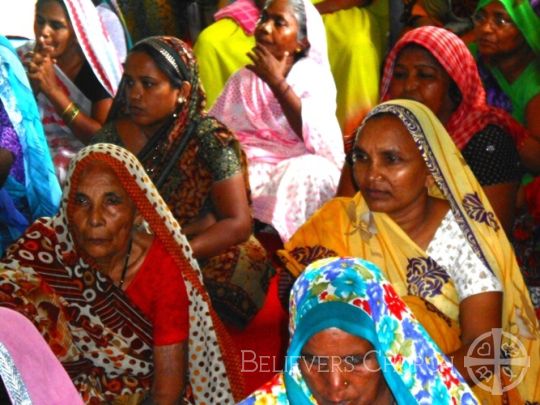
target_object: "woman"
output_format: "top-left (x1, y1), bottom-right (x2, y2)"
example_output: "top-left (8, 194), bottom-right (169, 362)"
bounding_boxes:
top-left (20, 0), bottom-right (122, 183)
top-left (279, 100), bottom-right (540, 403)
top-left (0, 307), bottom-right (83, 404)
top-left (93, 36), bottom-right (274, 328)
top-left (210, 0), bottom-right (345, 242)
top-left (0, 144), bottom-right (241, 403)
top-left (472, 0), bottom-right (540, 317)
top-left (0, 34), bottom-right (61, 255)
top-left (240, 257), bottom-right (478, 404)
top-left (339, 26), bottom-right (525, 235)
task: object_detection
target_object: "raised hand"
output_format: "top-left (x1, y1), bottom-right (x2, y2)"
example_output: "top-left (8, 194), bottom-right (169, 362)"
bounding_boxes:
top-left (246, 43), bottom-right (293, 90)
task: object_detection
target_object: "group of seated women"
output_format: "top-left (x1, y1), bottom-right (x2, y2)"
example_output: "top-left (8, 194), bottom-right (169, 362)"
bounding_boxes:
top-left (0, 0), bottom-right (539, 403)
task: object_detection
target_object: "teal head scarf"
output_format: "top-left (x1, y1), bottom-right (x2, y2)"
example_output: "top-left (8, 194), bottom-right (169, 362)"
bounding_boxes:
top-left (476, 0), bottom-right (540, 54)
top-left (283, 257), bottom-right (478, 404)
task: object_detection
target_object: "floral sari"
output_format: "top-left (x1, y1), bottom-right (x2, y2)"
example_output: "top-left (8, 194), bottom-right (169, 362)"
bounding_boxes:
top-left (240, 257), bottom-right (478, 404)
top-left (0, 143), bottom-right (243, 403)
top-left (278, 100), bottom-right (540, 403)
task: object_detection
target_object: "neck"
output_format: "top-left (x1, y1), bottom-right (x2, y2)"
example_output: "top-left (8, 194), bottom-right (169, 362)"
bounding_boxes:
top-left (57, 46), bottom-right (84, 80)
top-left (389, 194), bottom-right (433, 240)
top-left (487, 46), bottom-right (535, 83)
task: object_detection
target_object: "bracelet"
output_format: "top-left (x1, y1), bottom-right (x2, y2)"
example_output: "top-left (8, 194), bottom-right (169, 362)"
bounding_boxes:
top-left (61, 102), bottom-right (74, 118)
top-left (62, 102), bottom-right (80, 126)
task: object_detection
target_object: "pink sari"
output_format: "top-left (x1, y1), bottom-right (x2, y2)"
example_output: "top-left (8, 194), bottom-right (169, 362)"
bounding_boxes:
top-left (210, 0), bottom-right (344, 241)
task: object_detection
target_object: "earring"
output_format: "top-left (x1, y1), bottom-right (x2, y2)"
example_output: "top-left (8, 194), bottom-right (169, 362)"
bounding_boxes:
top-left (177, 95), bottom-right (186, 106)
top-left (295, 47), bottom-right (303, 54)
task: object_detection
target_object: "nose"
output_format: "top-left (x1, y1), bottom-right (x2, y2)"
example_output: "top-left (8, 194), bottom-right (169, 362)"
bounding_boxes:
top-left (127, 82), bottom-right (142, 102)
top-left (366, 161), bottom-right (383, 182)
top-left (39, 23), bottom-right (53, 38)
top-left (322, 367), bottom-right (349, 403)
top-left (403, 73), bottom-right (418, 94)
top-left (88, 205), bottom-right (105, 227)
top-left (258, 19), bottom-right (272, 35)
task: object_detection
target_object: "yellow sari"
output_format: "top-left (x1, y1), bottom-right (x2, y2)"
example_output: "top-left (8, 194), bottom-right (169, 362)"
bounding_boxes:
top-left (279, 100), bottom-right (540, 403)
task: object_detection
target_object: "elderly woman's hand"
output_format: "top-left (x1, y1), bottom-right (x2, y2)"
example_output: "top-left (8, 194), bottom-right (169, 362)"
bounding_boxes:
top-left (246, 43), bottom-right (293, 89)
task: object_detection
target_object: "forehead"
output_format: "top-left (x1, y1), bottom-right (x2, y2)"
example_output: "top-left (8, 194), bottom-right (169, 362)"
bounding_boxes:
top-left (396, 44), bottom-right (443, 69)
top-left (124, 51), bottom-right (167, 77)
top-left (481, 1), bottom-right (511, 15)
top-left (76, 161), bottom-right (125, 192)
top-left (357, 114), bottom-right (418, 148)
top-left (303, 328), bottom-right (374, 355)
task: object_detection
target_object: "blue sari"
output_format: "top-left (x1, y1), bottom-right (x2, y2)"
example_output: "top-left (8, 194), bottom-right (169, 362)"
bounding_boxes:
top-left (0, 35), bottom-right (61, 255)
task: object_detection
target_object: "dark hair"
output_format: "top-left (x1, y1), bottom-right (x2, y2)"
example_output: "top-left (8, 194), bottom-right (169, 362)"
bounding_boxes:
top-left (129, 42), bottom-right (184, 88)
top-left (36, 0), bottom-right (69, 16)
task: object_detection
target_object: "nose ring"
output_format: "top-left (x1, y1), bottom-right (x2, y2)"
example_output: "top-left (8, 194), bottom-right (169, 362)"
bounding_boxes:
top-left (344, 380), bottom-right (349, 387)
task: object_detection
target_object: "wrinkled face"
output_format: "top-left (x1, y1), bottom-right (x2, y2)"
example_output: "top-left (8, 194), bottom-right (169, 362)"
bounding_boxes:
top-left (473, 1), bottom-right (527, 60)
top-left (352, 114), bottom-right (431, 219)
top-left (34, 0), bottom-right (76, 58)
top-left (70, 162), bottom-right (137, 267)
top-left (388, 45), bottom-right (457, 125)
top-left (300, 328), bottom-right (393, 405)
top-left (123, 51), bottom-right (181, 133)
top-left (255, 0), bottom-right (302, 59)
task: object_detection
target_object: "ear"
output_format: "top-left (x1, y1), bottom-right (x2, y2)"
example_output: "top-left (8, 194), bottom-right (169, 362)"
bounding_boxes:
top-left (179, 81), bottom-right (191, 100)
top-left (295, 38), bottom-right (309, 55)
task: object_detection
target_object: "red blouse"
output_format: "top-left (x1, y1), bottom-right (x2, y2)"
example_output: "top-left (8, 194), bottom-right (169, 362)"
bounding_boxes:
top-left (125, 239), bottom-right (189, 346)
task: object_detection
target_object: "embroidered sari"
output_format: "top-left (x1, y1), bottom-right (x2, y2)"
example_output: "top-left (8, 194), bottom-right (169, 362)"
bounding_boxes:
top-left (0, 143), bottom-right (243, 403)
top-left (94, 36), bottom-right (274, 329)
top-left (210, 0), bottom-right (345, 242)
top-left (240, 257), bottom-right (478, 404)
top-left (278, 100), bottom-right (540, 403)
top-left (0, 35), bottom-right (61, 255)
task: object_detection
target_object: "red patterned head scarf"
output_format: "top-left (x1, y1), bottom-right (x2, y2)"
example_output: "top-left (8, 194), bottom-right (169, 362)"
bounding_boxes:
top-left (380, 26), bottom-right (527, 149)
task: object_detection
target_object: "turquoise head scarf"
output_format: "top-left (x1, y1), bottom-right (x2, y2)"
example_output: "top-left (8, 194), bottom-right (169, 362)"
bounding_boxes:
top-left (283, 257), bottom-right (478, 404)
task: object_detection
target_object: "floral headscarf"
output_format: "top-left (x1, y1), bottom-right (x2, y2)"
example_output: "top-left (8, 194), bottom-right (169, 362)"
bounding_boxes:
top-left (253, 257), bottom-right (478, 404)
top-left (380, 25), bottom-right (527, 149)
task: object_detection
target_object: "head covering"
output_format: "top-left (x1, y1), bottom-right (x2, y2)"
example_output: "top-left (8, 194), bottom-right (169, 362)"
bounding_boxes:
top-left (108, 36), bottom-right (237, 190)
top-left (0, 143), bottom-right (242, 403)
top-left (380, 25), bottom-right (527, 149)
top-left (0, 34), bottom-right (61, 254)
top-left (0, 307), bottom-right (83, 405)
top-left (279, 100), bottom-right (540, 402)
top-left (476, 0), bottom-right (540, 55)
top-left (63, 0), bottom-right (123, 95)
top-left (285, 257), bottom-right (478, 404)
top-left (239, 257), bottom-right (479, 404)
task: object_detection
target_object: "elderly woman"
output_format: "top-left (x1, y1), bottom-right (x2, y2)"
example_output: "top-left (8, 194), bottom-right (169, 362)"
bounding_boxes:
top-left (339, 26), bottom-right (526, 236)
top-left (20, 0), bottom-right (122, 183)
top-left (209, 0), bottom-right (345, 243)
top-left (92, 36), bottom-right (273, 328)
top-left (240, 257), bottom-right (478, 404)
top-left (279, 100), bottom-right (540, 403)
top-left (0, 144), bottom-right (241, 403)
top-left (0, 34), bottom-right (60, 255)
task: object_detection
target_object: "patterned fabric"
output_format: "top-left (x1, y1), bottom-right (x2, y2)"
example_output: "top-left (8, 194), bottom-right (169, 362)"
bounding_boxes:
top-left (210, 0), bottom-right (345, 242)
top-left (0, 35), bottom-right (61, 255)
top-left (0, 307), bottom-right (83, 405)
top-left (214, 0), bottom-right (260, 35)
top-left (0, 144), bottom-right (239, 404)
top-left (278, 100), bottom-right (540, 402)
top-left (380, 25), bottom-right (528, 149)
top-left (240, 257), bottom-right (479, 404)
top-left (95, 35), bottom-right (274, 329)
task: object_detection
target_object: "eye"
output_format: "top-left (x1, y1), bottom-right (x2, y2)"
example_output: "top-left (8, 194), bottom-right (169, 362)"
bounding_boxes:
top-left (383, 151), bottom-right (402, 163)
top-left (393, 68), bottom-right (407, 80)
top-left (351, 147), bottom-right (369, 164)
top-left (51, 21), bottom-right (66, 30)
top-left (124, 77), bottom-right (134, 87)
top-left (494, 14), bottom-right (512, 27)
top-left (301, 354), bottom-right (329, 369)
top-left (104, 193), bottom-right (123, 205)
top-left (343, 354), bottom-right (365, 367)
top-left (275, 17), bottom-right (286, 27)
top-left (36, 16), bottom-right (45, 26)
top-left (472, 11), bottom-right (486, 24)
top-left (418, 69), bottom-right (436, 79)
top-left (142, 79), bottom-right (155, 88)
top-left (73, 193), bottom-right (89, 206)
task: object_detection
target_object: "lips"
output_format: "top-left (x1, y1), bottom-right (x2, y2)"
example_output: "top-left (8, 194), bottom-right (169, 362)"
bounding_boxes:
top-left (476, 37), bottom-right (497, 51)
top-left (362, 188), bottom-right (390, 200)
top-left (129, 105), bottom-right (145, 116)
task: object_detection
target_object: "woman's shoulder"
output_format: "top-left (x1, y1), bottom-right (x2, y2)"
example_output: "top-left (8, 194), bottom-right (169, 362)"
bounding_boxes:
top-left (92, 120), bottom-right (122, 145)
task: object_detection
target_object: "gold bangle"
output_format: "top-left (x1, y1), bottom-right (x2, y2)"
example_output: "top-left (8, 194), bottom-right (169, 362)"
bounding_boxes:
top-left (63, 103), bottom-right (80, 125)
top-left (61, 102), bottom-right (74, 118)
